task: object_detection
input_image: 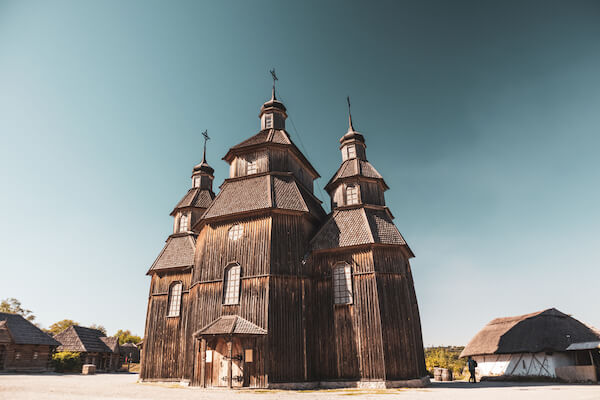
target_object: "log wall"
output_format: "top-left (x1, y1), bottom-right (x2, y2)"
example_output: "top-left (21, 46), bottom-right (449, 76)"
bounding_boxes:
top-left (1, 344), bottom-right (54, 372)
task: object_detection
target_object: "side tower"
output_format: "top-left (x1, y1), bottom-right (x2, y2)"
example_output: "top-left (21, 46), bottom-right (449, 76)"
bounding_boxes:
top-left (186, 88), bottom-right (326, 388)
top-left (141, 147), bottom-right (216, 381)
top-left (308, 105), bottom-right (427, 386)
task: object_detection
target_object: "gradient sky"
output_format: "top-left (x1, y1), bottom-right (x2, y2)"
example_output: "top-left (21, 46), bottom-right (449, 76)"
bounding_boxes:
top-left (1, 0), bottom-right (599, 345)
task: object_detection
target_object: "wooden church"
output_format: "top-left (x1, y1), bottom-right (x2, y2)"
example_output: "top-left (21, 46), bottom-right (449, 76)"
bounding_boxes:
top-left (140, 84), bottom-right (428, 388)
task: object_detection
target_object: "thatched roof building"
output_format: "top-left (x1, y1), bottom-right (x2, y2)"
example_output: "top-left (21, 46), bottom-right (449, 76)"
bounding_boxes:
top-left (461, 308), bottom-right (600, 357)
top-left (461, 308), bottom-right (600, 381)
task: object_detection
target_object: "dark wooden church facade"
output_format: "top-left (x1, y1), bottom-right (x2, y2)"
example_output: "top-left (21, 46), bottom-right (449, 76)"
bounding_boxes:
top-left (141, 89), bottom-right (427, 388)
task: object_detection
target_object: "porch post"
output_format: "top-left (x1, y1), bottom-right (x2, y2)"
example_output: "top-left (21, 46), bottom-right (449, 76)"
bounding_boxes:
top-left (200, 338), bottom-right (206, 388)
top-left (227, 337), bottom-right (233, 389)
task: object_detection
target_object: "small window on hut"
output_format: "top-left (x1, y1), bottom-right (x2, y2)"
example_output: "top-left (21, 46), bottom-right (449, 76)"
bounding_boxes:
top-left (15, 352), bottom-right (21, 360)
top-left (167, 282), bottom-right (183, 317)
top-left (333, 262), bottom-right (353, 305)
top-left (223, 263), bottom-right (241, 305)
top-left (228, 224), bottom-right (244, 241)
top-left (33, 352), bottom-right (39, 360)
top-left (178, 213), bottom-right (189, 232)
top-left (346, 185), bottom-right (359, 205)
top-left (247, 158), bottom-right (258, 175)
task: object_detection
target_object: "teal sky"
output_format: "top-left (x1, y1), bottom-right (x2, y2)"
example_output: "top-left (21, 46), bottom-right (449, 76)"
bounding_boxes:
top-left (1, 0), bottom-right (599, 345)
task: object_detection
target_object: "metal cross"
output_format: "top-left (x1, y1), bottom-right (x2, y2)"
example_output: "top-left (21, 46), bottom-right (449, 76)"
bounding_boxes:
top-left (201, 129), bottom-right (210, 160)
top-left (270, 68), bottom-right (278, 83)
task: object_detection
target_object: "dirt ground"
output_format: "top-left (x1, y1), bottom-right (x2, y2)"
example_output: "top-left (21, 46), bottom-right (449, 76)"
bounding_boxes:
top-left (0, 373), bottom-right (599, 400)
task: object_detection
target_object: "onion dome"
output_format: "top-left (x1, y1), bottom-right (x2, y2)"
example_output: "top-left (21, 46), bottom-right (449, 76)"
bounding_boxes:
top-left (193, 158), bottom-right (214, 175)
top-left (339, 105), bottom-right (365, 144)
top-left (260, 86), bottom-right (287, 116)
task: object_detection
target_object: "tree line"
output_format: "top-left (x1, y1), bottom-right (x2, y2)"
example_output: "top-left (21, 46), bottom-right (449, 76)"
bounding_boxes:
top-left (0, 297), bottom-right (141, 344)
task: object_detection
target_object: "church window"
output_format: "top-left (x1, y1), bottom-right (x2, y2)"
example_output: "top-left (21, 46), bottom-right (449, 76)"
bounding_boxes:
top-left (193, 176), bottom-right (200, 188)
top-left (247, 158), bottom-right (257, 175)
top-left (178, 213), bottom-right (189, 232)
top-left (346, 145), bottom-right (356, 159)
top-left (265, 114), bottom-right (273, 129)
top-left (167, 282), bottom-right (183, 317)
top-left (15, 352), bottom-right (21, 360)
top-left (228, 224), bottom-right (244, 240)
top-left (346, 185), bottom-right (359, 205)
top-left (333, 262), bottom-right (353, 305)
top-left (33, 352), bottom-right (38, 360)
top-left (223, 263), bottom-right (241, 305)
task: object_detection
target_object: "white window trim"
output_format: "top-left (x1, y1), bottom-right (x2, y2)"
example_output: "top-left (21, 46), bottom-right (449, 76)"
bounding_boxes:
top-left (346, 185), bottom-right (359, 205)
top-left (179, 213), bottom-right (189, 232)
top-left (223, 263), bottom-right (241, 305)
top-left (167, 282), bottom-right (183, 317)
top-left (228, 224), bottom-right (244, 240)
top-left (265, 114), bottom-right (273, 129)
top-left (246, 158), bottom-right (258, 175)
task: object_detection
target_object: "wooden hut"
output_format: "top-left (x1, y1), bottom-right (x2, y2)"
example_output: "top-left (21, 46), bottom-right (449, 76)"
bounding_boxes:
top-left (120, 342), bottom-right (141, 363)
top-left (141, 88), bottom-right (428, 388)
top-left (0, 312), bottom-right (59, 372)
top-left (461, 308), bottom-right (600, 381)
top-left (54, 326), bottom-right (120, 372)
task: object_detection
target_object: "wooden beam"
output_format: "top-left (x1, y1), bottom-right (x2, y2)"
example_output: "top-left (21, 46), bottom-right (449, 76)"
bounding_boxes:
top-left (227, 338), bottom-right (233, 389)
top-left (200, 338), bottom-right (206, 388)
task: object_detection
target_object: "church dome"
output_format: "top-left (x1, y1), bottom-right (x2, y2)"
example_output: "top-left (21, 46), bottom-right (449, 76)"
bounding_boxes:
top-left (193, 159), bottom-right (214, 175)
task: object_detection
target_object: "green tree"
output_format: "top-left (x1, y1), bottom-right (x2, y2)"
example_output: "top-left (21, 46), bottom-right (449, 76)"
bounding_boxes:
top-left (46, 319), bottom-right (79, 335)
top-left (0, 298), bottom-right (36, 322)
top-left (114, 329), bottom-right (142, 345)
top-left (88, 324), bottom-right (107, 335)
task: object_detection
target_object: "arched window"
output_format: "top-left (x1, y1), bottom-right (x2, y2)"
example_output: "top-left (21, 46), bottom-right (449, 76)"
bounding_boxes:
top-left (346, 185), bottom-right (359, 205)
top-left (167, 282), bottom-right (182, 317)
top-left (179, 213), bottom-right (188, 232)
top-left (333, 262), bottom-right (353, 305)
top-left (228, 224), bottom-right (244, 240)
top-left (223, 263), bottom-right (241, 305)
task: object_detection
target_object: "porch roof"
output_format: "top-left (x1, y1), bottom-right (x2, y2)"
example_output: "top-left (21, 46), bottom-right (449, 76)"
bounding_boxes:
top-left (193, 315), bottom-right (267, 337)
top-left (566, 341), bottom-right (600, 351)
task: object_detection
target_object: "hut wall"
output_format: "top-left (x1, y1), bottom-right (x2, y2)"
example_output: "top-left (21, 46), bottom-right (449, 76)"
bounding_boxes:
top-left (141, 270), bottom-right (192, 381)
top-left (474, 352), bottom-right (573, 378)
top-left (1, 344), bottom-right (53, 372)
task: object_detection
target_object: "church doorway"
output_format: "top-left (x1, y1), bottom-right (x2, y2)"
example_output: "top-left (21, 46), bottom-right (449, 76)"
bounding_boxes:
top-left (213, 337), bottom-right (244, 387)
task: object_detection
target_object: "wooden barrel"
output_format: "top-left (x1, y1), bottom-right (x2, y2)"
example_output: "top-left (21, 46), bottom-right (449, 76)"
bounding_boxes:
top-left (441, 368), bottom-right (453, 381)
top-left (433, 367), bottom-right (442, 381)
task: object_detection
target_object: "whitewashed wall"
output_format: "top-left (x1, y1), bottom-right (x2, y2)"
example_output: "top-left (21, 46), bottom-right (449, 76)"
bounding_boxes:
top-left (474, 352), bottom-right (573, 378)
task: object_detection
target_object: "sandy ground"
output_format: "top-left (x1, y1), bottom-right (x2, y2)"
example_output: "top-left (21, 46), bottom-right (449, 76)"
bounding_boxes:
top-left (0, 373), bottom-right (599, 400)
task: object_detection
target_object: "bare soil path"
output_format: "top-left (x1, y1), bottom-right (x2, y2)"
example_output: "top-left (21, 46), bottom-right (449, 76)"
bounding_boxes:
top-left (0, 373), bottom-right (599, 400)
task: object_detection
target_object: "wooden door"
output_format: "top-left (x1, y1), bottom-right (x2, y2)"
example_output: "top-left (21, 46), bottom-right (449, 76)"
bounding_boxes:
top-left (0, 346), bottom-right (5, 370)
top-left (212, 338), bottom-right (244, 387)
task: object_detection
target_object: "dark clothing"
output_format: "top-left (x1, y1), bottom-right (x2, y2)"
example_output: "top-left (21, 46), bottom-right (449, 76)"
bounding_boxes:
top-left (467, 358), bottom-right (477, 383)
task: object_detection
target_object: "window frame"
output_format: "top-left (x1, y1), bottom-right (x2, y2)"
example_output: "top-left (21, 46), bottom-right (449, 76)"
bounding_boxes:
top-left (228, 224), bottom-right (244, 241)
top-left (246, 158), bottom-right (258, 175)
top-left (346, 184), bottom-right (359, 205)
top-left (178, 213), bottom-right (189, 232)
top-left (332, 262), bottom-right (353, 305)
top-left (167, 281), bottom-right (183, 317)
top-left (222, 263), bottom-right (242, 305)
top-left (346, 145), bottom-right (356, 159)
top-left (265, 114), bottom-right (273, 129)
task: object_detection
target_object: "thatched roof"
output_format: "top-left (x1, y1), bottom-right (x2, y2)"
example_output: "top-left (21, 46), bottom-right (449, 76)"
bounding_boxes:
top-left (0, 312), bottom-right (59, 346)
top-left (54, 325), bottom-right (116, 353)
top-left (461, 308), bottom-right (600, 357)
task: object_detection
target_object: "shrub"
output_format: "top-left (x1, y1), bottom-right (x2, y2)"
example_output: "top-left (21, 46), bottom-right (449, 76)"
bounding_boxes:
top-left (425, 346), bottom-right (467, 379)
top-left (52, 351), bottom-right (82, 373)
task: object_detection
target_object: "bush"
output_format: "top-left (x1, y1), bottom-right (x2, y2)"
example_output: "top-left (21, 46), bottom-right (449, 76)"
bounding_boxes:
top-left (52, 351), bottom-right (82, 373)
top-left (425, 346), bottom-right (467, 379)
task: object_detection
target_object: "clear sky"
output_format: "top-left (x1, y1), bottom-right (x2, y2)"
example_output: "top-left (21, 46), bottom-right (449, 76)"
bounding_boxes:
top-left (1, 0), bottom-right (599, 345)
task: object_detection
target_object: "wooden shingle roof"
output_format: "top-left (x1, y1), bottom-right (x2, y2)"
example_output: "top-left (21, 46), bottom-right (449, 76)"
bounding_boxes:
top-left (170, 188), bottom-right (215, 215)
top-left (100, 336), bottom-right (120, 353)
top-left (54, 325), bottom-right (115, 353)
top-left (0, 312), bottom-right (59, 346)
top-left (310, 207), bottom-right (411, 253)
top-left (325, 158), bottom-right (388, 191)
top-left (147, 233), bottom-right (196, 274)
top-left (202, 174), bottom-right (325, 221)
top-left (193, 315), bottom-right (267, 336)
top-left (460, 308), bottom-right (600, 357)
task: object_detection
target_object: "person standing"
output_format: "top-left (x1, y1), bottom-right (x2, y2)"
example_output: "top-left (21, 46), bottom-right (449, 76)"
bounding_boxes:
top-left (467, 356), bottom-right (478, 383)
